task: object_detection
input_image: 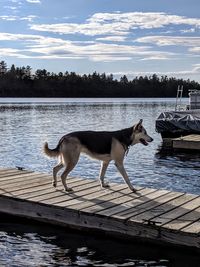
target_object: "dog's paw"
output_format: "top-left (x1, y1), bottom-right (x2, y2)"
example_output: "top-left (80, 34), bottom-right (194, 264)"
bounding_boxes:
top-left (65, 187), bottom-right (73, 193)
top-left (52, 181), bottom-right (57, 188)
top-left (101, 182), bottom-right (110, 189)
top-left (130, 187), bottom-right (137, 193)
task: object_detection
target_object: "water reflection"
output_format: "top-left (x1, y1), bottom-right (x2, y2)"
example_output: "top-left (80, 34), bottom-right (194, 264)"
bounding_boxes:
top-left (0, 215), bottom-right (200, 267)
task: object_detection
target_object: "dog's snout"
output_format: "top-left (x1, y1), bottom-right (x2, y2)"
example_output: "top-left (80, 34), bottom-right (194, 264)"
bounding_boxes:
top-left (150, 137), bottom-right (154, 142)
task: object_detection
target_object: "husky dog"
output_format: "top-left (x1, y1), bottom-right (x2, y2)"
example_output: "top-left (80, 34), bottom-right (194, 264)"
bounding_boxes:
top-left (44, 119), bottom-right (153, 192)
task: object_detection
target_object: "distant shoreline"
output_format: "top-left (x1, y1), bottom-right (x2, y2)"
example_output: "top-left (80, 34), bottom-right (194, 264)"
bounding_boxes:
top-left (1, 61), bottom-right (199, 98)
top-left (0, 97), bottom-right (188, 105)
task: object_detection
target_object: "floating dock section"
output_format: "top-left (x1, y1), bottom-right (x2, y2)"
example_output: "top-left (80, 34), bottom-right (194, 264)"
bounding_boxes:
top-left (172, 134), bottom-right (200, 150)
top-left (0, 168), bottom-right (200, 249)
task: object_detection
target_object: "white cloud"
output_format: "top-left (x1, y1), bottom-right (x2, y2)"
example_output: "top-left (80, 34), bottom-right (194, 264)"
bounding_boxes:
top-left (0, 32), bottom-right (174, 61)
top-left (29, 12), bottom-right (200, 37)
top-left (0, 15), bottom-right (37, 22)
top-left (112, 65), bottom-right (200, 78)
top-left (189, 47), bottom-right (200, 53)
top-left (136, 36), bottom-right (200, 57)
top-left (90, 55), bottom-right (132, 62)
top-left (27, 12), bottom-right (200, 62)
top-left (193, 64), bottom-right (200, 72)
top-left (26, 0), bottom-right (41, 3)
top-left (96, 36), bottom-right (127, 42)
top-left (0, 48), bottom-right (28, 58)
top-left (4, 5), bottom-right (17, 10)
top-left (180, 28), bottom-right (196, 33)
top-left (136, 36), bottom-right (200, 46)
top-left (0, 15), bottom-right (17, 21)
top-left (139, 56), bottom-right (171, 61)
top-left (30, 22), bottom-right (128, 36)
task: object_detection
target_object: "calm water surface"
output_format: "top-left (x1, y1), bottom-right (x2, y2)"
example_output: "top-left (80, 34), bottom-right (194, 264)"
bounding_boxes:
top-left (0, 97), bottom-right (199, 194)
top-left (0, 98), bottom-right (199, 266)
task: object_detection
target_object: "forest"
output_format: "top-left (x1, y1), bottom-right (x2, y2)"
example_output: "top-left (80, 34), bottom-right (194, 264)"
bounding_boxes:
top-left (0, 60), bottom-right (199, 97)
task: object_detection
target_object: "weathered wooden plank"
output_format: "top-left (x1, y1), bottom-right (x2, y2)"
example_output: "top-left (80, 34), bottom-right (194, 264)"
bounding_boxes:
top-left (159, 206), bottom-right (200, 232)
top-left (0, 175), bottom-right (89, 200)
top-left (0, 174), bottom-right (52, 196)
top-left (17, 177), bottom-right (79, 198)
top-left (61, 184), bottom-right (128, 209)
top-left (58, 184), bottom-right (137, 209)
top-left (109, 191), bottom-right (183, 219)
top-left (0, 173), bottom-right (49, 189)
top-left (80, 188), bottom-right (159, 214)
top-left (56, 183), bottom-right (130, 207)
top-left (128, 194), bottom-right (198, 226)
top-left (54, 183), bottom-right (127, 207)
top-left (181, 220), bottom-right (200, 233)
top-left (119, 190), bottom-right (184, 219)
top-left (28, 179), bottom-right (98, 201)
top-left (0, 168), bottom-right (21, 175)
top-left (108, 189), bottom-right (170, 219)
top-left (181, 208), bottom-right (200, 233)
top-left (78, 187), bottom-right (139, 212)
top-left (27, 179), bottom-right (98, 203)
top-left (0, 169), bottom-right (33, 180)
top-left (46, 185), bottom-right (102, 206)
top-left (15, 178), bottom-right (80, 199)
top-left (0, 178), bottom-right (51, 197)
top-left (0, 172), bottom-right (45, 186)
top-left (94, 188), bottom-right (157, 217)
top-left (0, 167), bottom-right (21, 173)
top-left (0, 167), bottom-right (16, 173)
top-left (10, 178), bottom-right (76, 197)
top-left (159, 196), bottom-right (200, 229)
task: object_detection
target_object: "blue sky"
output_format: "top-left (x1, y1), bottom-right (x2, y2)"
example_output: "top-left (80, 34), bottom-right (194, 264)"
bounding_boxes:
top-left (0, 0), bottom-right (200, 81)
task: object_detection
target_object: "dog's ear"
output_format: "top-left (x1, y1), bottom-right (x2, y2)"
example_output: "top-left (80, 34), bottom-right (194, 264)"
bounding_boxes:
top-left (134, 119), bottom-right (143, 131)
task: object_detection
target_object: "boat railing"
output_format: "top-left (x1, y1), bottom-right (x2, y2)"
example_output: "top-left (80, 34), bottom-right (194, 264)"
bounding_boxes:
top-left (175, 85), bottom-right (183, 111)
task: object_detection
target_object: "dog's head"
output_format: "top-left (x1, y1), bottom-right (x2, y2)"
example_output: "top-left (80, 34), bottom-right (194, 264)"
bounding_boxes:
top-left (131, 119), bottom-right (153, 146)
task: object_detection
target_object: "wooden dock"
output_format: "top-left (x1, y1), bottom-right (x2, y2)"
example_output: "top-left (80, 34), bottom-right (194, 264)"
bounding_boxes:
top-left (173, 134), bottom-right (200, 150)
top-left (0, 167), bottom-right (200, 249)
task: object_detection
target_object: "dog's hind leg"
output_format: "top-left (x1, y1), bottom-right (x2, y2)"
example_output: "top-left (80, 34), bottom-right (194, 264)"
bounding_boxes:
top-left (52, 161), bottom-right (63, 188)
top-left (61, 160), bottom-right (79, 192)
top-left (59, 139), bottom-right (81, 192)
top-left (99, 161), bottom-right (110, 189)
top-left (60, 150), bottom-right (80, 192)
top-left (115, 161), bottom-right (136, 192)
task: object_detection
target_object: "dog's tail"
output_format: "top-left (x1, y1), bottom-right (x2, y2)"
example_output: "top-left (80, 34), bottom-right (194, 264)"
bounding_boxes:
top-left (43, 142), bottom-right (60, 158)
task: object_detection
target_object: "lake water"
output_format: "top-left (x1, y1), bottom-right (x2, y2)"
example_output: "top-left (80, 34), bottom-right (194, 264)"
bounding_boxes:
top-left (0, 98), bottom-right (200, 266)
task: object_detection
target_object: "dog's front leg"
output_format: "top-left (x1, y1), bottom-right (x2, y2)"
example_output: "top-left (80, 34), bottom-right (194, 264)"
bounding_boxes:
top-left (99, 161), bottom-right (110, 188)
top-left (115, 161), bottom-right (136, 192)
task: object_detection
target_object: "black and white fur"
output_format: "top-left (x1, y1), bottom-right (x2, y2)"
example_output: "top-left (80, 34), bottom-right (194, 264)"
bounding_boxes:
top-left (44, 119), bottom-right (153, 192)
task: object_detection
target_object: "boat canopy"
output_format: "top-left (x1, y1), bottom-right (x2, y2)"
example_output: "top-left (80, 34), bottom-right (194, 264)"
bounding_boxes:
top-left (156, 110), bottom-right (200, 134)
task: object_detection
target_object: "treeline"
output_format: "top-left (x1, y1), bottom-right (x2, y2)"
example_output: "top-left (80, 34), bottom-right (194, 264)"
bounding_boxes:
top-left (0, 61), bottom-right (199, 97)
